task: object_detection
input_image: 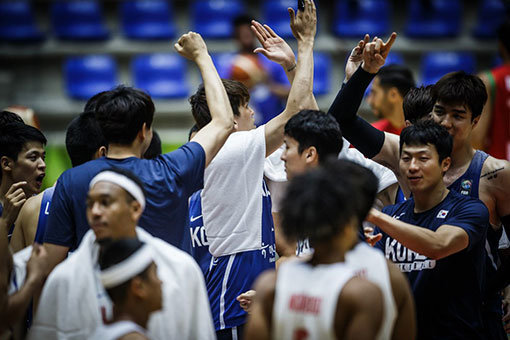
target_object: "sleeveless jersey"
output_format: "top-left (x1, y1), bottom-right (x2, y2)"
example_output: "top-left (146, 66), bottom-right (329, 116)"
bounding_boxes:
top-left (486, 65), bottom-right (510, 160)
top-left (189, 190), bottom-right (211, 276)
top-left (34, 187), bottom-right (54, 244)
top-left (272, 259), bottom-right (355, 340)
top-left (89, 320), bottom-right (146, 340)
top-left (346, 243), bottom-right (396, 340)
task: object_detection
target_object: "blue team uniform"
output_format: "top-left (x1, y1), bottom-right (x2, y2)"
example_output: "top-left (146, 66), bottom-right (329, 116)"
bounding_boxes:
top-left (34, 186), bottom-right (54, 244)
top-left (189, 190), bottom-right (211, 276)
top-left (374, 190), bottom-right (489, 340)
top-left (206, 181), bottom-right (276, 331)
top-left (44, 142), bottom-right (205, 252)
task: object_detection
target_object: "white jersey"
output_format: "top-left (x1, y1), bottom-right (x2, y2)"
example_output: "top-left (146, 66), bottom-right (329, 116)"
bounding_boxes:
top-left (89, 321), bottom-right (146, 340)
top-left (272, 259), bottom-right (355, 340)
top-left (345, 243), bottom-right (397, 340)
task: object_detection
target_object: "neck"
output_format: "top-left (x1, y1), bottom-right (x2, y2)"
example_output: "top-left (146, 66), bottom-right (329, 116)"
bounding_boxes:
top-left (106, 143), bottom-right (142, 159)
top-left (309, 236), bottom-right (350, 266)
top-left (449, 141), bottom-right (475, 171)
top-left (413, 183), bottom-right (449, 213)
top-left (113, 305), bottom-right (149, 330)
top-left (386, 106), bottom-right (405, 129)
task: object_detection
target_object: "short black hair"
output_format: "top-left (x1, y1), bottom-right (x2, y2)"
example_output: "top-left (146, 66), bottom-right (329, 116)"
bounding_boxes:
top-left (189, 79), bottom-right (249, 129)
top-left (143, 130), bottom-right (161, 159)
top-left (94, 85), bottom-right (155, 145)
top-left (497, 19), bottom-right (510, 54)
top-left (431, 71), bottom-right (487, 121)
top-left (84, 90), bottom-right (108, 113)
top-left (98, 238), bottom-right (151, 305)
top-left (66, 111), bottom-right (107, 167)
top-left (280, 159), bottom-right (368, 243)
top-left (284, 110), bottom-right (343, 164)
top-left (377, 65), bottom-right (415, 97)
top-left (399, 120), bottom-right (453, 163)
top-left (0, 110), bottom-right (24, 127)
top-left (95, 167), bottom-right (147, 204)
top-left (403, 85), bottom-right (435, 124)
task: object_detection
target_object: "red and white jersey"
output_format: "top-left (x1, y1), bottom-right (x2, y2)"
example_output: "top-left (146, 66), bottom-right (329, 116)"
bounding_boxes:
top-left (272, 259), bottom-right (355, 340)
top-left (346, 243), bottom-right (396, 340)
top-left (487, 64), bottom-right (510, 160)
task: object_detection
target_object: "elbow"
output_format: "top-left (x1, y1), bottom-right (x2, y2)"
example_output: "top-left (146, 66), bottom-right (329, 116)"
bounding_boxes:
top-left (423, 243), bottom-right (450, 260)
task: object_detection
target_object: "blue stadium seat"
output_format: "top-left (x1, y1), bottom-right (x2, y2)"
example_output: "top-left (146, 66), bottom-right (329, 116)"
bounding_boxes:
top-left (421, 52), bottom-right (475, 85)
top-left (406, 0), bottom-right (461, 38)
top-left (51, 1), bottom-right (109, 40)
top-left (192, 0), bottom-right (244, 39)
top-left (210, 53), bottom-right (236, 79)
top-left (132, 54), bottom-right (189, 99)
top-left (333, 0), bottom-right (390, 38)
top-left (0, 2), bottom-right (44, 42)
top-left (65, 55), bottom-right (117, 100)
top-left (473, 0), bottom-right (505, 39)
top-left (314, 52), bottom-right (331, 95)
top-left (120, 1), bottom-right (176, 40)
top-left (385, 52), bottom-right (404, 66)
top-left (262, 0), bottom-right (296, 39)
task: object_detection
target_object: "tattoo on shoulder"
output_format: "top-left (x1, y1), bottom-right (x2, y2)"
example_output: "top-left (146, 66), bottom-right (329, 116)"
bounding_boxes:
top-left (481, 167), bottom-right (505, 180)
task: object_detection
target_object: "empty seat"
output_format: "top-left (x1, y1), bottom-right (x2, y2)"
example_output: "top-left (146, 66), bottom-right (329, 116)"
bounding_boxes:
top-left (262, 0), bottom-right (296, 38)
top-left (421, 52), bottom-right (475, 85)
top-left (406, 0), bottom-right (461, 38)
top-left (0, 2), bottom-right (44, 42)
top-left (385, 52), bottom-right (404, 66)
top-left (333, 0), bottom-right (390, 38)
top-left (473, 0), bottom-right (505, 39)
top-left (65, 55), bottom-right (118, 100)
top-left (132, 54), bottom-right (189, 99)
top-left (210, 52), bottom-right (236, 79)
top-left (314, 52), bottom-right (331, 95)
top-left (51, 1), bottom-right (109, 40)
top-left (192, 0), bottom-right (244, 39)
top-left (120, 0), bottom-right (176, 40)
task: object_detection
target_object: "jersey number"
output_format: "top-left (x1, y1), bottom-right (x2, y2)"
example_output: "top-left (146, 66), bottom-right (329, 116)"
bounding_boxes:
top-left (293, 328), bottom-right (309, 340)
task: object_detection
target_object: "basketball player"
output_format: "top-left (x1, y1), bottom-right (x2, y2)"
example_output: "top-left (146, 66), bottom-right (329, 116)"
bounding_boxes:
top-left (245, 160), bottom-right (385, 340)
top-left (368, 121), bottom-right (489, 339)
top-left (29, 168), bottom-right (215, 339)
top-left (91, 239), bottom-right (162, 340)
top-left (43, 31), bottom-right (236, 274)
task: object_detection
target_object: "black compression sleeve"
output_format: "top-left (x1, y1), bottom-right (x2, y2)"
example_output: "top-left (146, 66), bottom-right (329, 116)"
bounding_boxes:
top-left (327, 66), bottom-right (385, 159)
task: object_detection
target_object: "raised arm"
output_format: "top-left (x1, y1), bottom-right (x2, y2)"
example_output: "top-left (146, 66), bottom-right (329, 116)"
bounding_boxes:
top-left (175, 32), bottom-right (235, 167)
top-left (263, 0), bottom-right (317, 157)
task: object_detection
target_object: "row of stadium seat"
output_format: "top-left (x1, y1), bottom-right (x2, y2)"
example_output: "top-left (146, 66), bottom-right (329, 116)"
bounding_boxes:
top-left (0, 0), bottom-right (505, 42)
top-left (64, 51), bottom-right (492, 101)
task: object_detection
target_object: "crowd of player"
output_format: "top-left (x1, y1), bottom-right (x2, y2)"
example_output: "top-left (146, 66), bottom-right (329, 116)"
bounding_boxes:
top-left (1, 0), bottom-right (510, 339)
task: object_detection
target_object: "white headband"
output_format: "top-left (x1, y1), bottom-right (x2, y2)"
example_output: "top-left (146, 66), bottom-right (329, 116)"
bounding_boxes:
top-left (89, 171), bottom-right (146, 210)
top-left (100, 244), bottom-right (154, 289)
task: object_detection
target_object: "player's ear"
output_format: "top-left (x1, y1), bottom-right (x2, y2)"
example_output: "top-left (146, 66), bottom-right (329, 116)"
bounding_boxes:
top-left (304, 146), bottom-right (318, 165)
top-left (471, 115), bottom-right (480, 128)
top-left (404, 120), bottom-right (412, 127)
top-left (1, 156), bottom-right (13, 172)
top-left (441, 156), bottom-right (451, 173)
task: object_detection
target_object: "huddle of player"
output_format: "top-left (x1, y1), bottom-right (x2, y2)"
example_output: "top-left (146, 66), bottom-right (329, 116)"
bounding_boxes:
top-left (1, 0), bottom-right (510, 339)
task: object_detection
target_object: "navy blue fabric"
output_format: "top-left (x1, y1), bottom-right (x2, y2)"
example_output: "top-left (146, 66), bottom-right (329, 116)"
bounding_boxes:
top-left (44, 142), bottom-right (205, 253)
top-left (34, 186), bottom-right (55, 244)
top-left (189, 189), bottom-right (211, 276)
top-left (374, 191), bottom-right (489, 340)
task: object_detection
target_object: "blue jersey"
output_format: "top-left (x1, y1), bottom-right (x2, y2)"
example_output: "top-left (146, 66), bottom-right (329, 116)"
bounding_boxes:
top-left (206, 180), bottom-right (276, 330)
top-left (189, 190), bottom-right (211, 276)
top-left (374, 191), bottom-right (489, 340)
top-left (34, 186), bottom-right (54, 244)
top-left (44, 142), bottom-right (205, 253)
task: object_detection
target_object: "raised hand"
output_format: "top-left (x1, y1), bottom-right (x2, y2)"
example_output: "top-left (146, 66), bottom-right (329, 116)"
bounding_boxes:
top-left (364, 225), bottom-right (382, 247)
top-left (288, 0), bottom-right (317, 42)
top-left (345, 34), bottom-right (370, 82)
top-left (361, 32), bottom-right (397, 74)
top-left (1, 181), bottom-right (27, 229)
top-left (251, 20), bottom-right (296, 70)
top-left (174, 31), bottom-right (208, 61)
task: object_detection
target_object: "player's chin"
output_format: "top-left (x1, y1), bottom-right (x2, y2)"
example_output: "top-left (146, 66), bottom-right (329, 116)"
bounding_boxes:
top-left (91, 226), bottom-right (111, 240)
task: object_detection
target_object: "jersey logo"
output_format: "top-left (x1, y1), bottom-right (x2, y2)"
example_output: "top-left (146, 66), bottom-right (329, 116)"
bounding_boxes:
top-left (436, 210), bottom-right (449, 219)
top-left (460, 179), bottom-right (472, 196)
top-left (44, 202), bottom-right (50, 215)
top-left (190, 215), bottom-right (202, 222)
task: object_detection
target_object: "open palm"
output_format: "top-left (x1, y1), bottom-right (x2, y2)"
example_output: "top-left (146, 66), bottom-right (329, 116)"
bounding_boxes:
top-left (251, 20), bottom-right (295, 68)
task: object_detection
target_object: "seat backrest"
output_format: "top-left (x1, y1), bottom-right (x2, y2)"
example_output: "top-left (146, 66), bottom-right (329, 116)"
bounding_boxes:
top-left (192, 0), bottom-right (244, 38)
top-left (421, 52), bottom-right (475, 85)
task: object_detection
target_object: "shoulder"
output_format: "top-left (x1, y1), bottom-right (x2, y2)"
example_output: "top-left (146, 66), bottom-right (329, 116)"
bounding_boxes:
top-left (481, 156), bottom-right (510, 192)
top-left (20, 192), bottom-right (43, 216)
top-left (339, 276), bottom-right (382, 313)
top-left (448, 190), bottom-right (489, 214)
top-left (382, 199), bottom-right (410, 215)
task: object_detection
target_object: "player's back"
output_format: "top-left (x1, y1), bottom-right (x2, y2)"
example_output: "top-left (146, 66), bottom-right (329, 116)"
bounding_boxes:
top-left (272, 259), bottom-right (355, 340)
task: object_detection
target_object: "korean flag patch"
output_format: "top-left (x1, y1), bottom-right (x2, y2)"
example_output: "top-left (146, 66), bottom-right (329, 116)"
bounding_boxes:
top-left (437, 210), bottom-right (449, 219)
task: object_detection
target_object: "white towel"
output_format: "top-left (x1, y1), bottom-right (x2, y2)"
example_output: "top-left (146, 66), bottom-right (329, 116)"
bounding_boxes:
top-left (29, 227), bottom-right (215, 340)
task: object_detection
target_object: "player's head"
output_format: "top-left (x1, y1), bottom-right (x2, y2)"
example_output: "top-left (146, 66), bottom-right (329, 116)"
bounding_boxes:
top-left (497, 19), bottom-right (510, 59)
top-left (0, 110), bottom-right (24, 127)
top-left (403, 85), bottom-right (435, 125)
top-left (281, 159), bottom-right (365, 249)
top-left (94, 86), bottom-right (154, 152)
top-left (143, 130), bottom-right (161, 159)
top-left (399, 120), bottom-right (452, 192)
top-left (282, 110), bottom-right (343, 180)
top-left (190, 79), bottom-right (254, 131)
top-left (0, 122), bottom-right (46, 196)
top-left (65, 111), bottom-right (108, 167)
top-left (368, 65), bottom-right (415, 119)
top-left (86, 168), bottom-right (146, 242)
top-left (99, 239), bottom-right (162, 317)
top-left (233, 14), bottom-right (255, 51)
